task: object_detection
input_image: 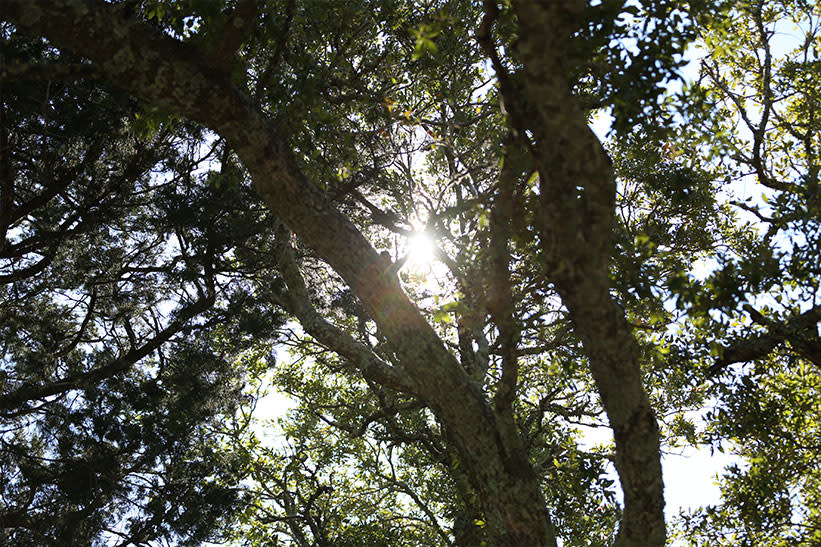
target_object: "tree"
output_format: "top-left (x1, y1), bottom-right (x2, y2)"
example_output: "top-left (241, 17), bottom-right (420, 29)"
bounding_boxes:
top-left (0, 28), bottom-right (284, 543)
top-left (0, 1), bottom-right (818, 546)
top-left (665, 1), bottom-right (821, 544)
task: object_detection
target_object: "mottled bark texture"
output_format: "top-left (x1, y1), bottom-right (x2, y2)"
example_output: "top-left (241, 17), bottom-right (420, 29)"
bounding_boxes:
top-left (501, 2), bottom-right (666, 546)
top-left (1, 1), bottom-right (556, 545)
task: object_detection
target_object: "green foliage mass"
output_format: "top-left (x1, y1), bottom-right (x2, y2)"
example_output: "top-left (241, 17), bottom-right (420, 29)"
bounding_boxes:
top-left (1, 0), bottom-right (820, 545)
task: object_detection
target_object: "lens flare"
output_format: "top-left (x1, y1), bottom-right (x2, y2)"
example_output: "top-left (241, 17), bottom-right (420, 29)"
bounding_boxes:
top-left (406, 232), bottom-right (435, 270)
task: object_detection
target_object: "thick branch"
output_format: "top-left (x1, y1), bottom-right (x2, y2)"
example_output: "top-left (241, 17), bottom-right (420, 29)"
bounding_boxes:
top-left (711, 306), bottom-right (821, 374)
top-left (271, 223), bottom-right (416, 393)
top-left (501, 2), bottom-right (665, 545)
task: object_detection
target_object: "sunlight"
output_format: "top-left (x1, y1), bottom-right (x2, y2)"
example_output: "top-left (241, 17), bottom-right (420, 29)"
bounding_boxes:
top-left (405, 232), bottom-right (436, 271)
top-left (400, 231), bottom-right (452, 297)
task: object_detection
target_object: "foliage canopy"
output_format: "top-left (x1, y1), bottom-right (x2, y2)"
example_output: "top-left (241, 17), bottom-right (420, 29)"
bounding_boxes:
top-left (0, 1), bottom-right (819, 546)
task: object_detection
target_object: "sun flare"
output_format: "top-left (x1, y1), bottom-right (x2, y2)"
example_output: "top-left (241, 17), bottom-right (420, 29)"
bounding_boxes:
top-left (405, 232), bottom-right (436, 271)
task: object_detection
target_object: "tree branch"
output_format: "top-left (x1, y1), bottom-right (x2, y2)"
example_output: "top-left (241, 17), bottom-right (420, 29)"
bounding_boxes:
top-left (711, 306), bottom-right (821, 374)
top-left (499, 2), bottom-right (665, 545)
top-left (488, 139), bottom-right (519, 414)
top-left (208, 0), bottom-right (258, 69)
top-left (314, 399), bottom-right (424, 438)
top-left (0, 293), bottom-right (213, 414)
top-left (271, 223), bottom-right (416, 393)
top-left (0, 61), bottom-right (95, 82)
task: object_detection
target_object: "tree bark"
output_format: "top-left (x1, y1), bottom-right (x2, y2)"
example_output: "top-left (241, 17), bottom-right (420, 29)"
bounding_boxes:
top-left (499, 2), bottom-right (667, 545)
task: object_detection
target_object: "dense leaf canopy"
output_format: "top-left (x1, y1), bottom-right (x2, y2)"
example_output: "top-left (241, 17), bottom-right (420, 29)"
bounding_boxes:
top-left (0, 1), bottom-right (819, 546)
